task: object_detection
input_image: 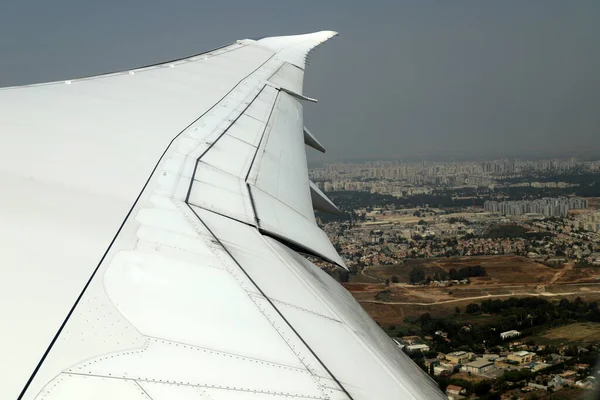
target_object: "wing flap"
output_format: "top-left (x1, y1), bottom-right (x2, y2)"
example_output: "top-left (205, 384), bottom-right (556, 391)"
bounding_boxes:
top-left (268, 62), bottom-right (305, 95)
top-left (250, 186), bottom-right (345, 266)
top-left (245, 90), bottom-right (344, 267)
top-left (189, 162), bottom-right (255, 224)
top-left (248, 92), bottom-right (311, 216)
top-left (183, 77), bottom-right (344, 266)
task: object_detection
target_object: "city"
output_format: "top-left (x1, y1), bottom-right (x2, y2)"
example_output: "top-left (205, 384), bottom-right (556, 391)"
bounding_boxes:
top-left (310, 159), bottom-right (600, 196)
top-left (312, 157), bottom-right (600, 400)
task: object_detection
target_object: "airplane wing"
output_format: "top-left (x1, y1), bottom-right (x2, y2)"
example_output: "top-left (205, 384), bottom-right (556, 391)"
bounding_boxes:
top-left (0, 31), bottom-right (445, 400)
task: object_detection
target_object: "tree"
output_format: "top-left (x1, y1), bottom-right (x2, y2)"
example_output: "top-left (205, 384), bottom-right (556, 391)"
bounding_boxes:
top-left (473, 381), bottom-right (491, 396)
top-left (409, 267), bottom-right (425, 284)
top-left (449, 268), bottom-right (459, 280)
top-left (391, 275), bottom-right (400, 283)
top-left (455, 306), bottom-right (461, 314)
top-left (558, 298), bottom-right (570, 309)
top-left (466, 303), bottom-right (480, 314)
top-left (420, 313), bottom-right (432, 326)
top-left (375, 290), bottom-right (391, 302)
top-left (417, 219), bottom-right (428, 226)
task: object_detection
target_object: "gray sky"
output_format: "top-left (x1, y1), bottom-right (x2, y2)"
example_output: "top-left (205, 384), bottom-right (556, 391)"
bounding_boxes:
top-left (1, 1), bottom-right (598, 162)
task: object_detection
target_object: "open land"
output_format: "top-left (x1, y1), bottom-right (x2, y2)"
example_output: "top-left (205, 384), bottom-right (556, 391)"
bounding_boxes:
top-left (527, 322), bottom-right (600, 346)
top-left (344, 255), bottom-right (600, 325)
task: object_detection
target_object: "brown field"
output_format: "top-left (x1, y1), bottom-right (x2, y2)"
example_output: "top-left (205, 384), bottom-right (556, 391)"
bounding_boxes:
top-left (361, 256), bottom-right (561, 286)
top-left (556, 267), bottom-right (600, 284)
top-left (528, 322), bottom-right (600, 345)
top-left (584, 197), bottom-right (600, 209)
top-left (353, 291), bottom-right (600, 326)
top-left (345, 255), bottom-right (600, 326)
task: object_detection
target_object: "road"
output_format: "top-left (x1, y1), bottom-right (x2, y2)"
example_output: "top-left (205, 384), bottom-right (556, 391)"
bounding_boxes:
top-left (360, 289), bottom-right (600, 306)
top-left (546, 262), bottom-right (575, 285)
top-left (360, 266), bottom-right (382, 282)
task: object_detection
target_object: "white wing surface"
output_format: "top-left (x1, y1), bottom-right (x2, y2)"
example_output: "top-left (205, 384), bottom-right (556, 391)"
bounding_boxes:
top-left (0, 32), bottom-right (445, 399)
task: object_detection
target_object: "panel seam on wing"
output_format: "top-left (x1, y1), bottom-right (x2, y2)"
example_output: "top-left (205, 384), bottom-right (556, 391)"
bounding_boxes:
top-left (142, 337), bottom-right (318, 374)
top-left (50, 373), bottom-right (329, 399)
top-left (250, 294), bottom-right (343, 324)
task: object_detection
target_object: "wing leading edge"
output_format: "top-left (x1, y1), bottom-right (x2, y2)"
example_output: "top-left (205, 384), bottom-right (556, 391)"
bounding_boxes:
top-left (1, 31), bottom-right (446, 399)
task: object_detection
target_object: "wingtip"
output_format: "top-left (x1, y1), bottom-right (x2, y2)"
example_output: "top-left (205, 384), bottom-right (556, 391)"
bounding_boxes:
top-left (255, 30), bottom-right (339, 53)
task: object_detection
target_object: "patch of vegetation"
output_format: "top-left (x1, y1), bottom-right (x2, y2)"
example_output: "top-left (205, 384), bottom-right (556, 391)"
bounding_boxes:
top-left (408, 265), bottom-right (487, 284)
top-left (466, 303), bottom-right (481, 314)
top-left (484, 224), bottom-right (528, 239)
top-left (409, 266), bottom-right (426, 284)
top-left (449, 265), bottom-right (487, 280)
top-left (575, 260), bottom-right (600, 268)
top-left (406, 297), bottom-right (600, 352)
top-left (375, 290), bottom-right (392, 302)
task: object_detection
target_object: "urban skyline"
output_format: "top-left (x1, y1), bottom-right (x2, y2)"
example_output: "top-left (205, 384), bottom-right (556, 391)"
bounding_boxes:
top-left (310, 157), bottom-right (600, 197)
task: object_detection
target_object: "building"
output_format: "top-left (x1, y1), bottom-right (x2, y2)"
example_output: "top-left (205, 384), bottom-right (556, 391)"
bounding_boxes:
top-left (575, 377), bottom-right (596, 389)
top-left (462, 359), bottom-right (495, 375)
top-left (550, 376), bottom-right (575, 389)
top-left (508, 351), bottom-right (534, 364)
top-left (446, 385), bottom-right (466, 398)
top-left (530, 362), bottom-right (552, 372)
top-left (433, 365), bottom-right (453, 376)
top-left (500, 330), bottom-right (521, 340)
top-left (405, 344), bottom-right (430, 353)
top-left (446, 351), bottom-right (471, 364)
top-left (481, 354), bottom-right (500, 362)
top-left (528, 383), bottom-right (548, 391)
top-left (484, 197), bottom-right (587, 217)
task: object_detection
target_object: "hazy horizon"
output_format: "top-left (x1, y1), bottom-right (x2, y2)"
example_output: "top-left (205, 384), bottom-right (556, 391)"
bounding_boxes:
top-left (1, 1), bottom-right (598, 161)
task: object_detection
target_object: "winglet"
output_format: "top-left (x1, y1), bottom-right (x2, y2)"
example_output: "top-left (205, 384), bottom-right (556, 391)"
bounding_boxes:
top-left (255, 31), bottom-right (338, 70)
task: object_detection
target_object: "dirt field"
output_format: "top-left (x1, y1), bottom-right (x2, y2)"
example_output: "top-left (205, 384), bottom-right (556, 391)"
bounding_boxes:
top-left (351, 291), bottom-right (600, 326)
top-left (528, 322), bottom-right (600, 346)
top-left (345, 255), bottom-right (600, 326)
top-left (582, 197), bottom-right (600, 209)
top-left (556, 267), bottom-right (600, 284)
top-left (360, 256), bottom-right (561, 286)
